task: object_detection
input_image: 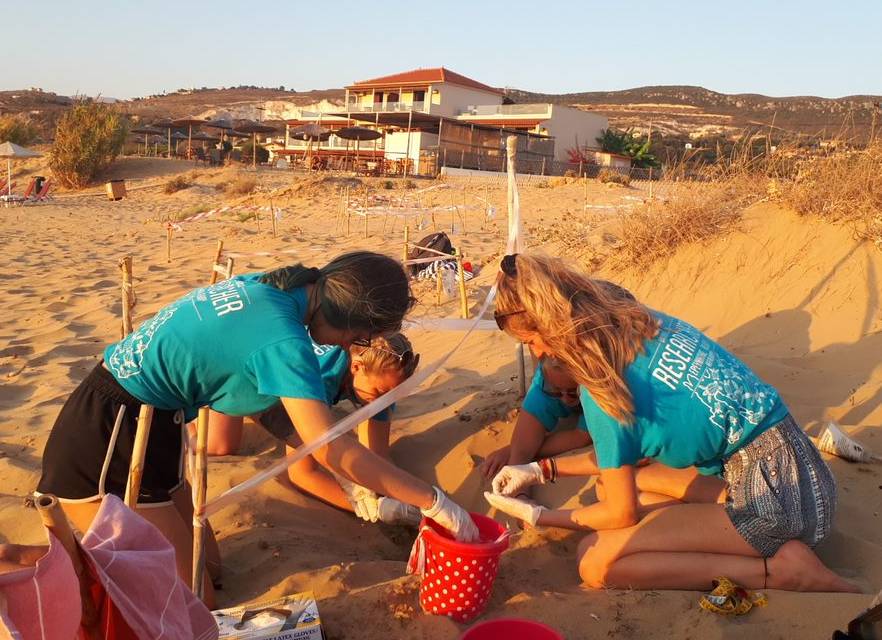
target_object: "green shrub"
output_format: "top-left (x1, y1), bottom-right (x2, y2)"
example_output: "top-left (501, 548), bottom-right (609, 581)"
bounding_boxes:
top-left (598, 169), bottom-right (630, 186)
top-left (49, 99), bottom-right (128, 188)
top-left (382, 180), bottom-right (394, 190)
top-left (241, 140), bottom-right (269, 164)
top-left (403, 179), bottom-right (416, 189)
top-left (0, 115), bottom-right (39, 145)
top-left (164, 175), bottom-right (192, 194)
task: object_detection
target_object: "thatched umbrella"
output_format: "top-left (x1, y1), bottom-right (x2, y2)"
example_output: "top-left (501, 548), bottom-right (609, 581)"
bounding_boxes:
top-left (171, 116), bottom-right (206, 158)
top-left (336, 126), bottom-right (382, 165)
top-left (235, 121), bottom-right (277, 169)
top-left (152, 119), bottom-right (176, 158)
top-left (170, 131), bottom-right (188, 156)
top-left (0, 142), bottom-right (41, 197)
top-left (130, 125), bottom-right (163, 155)
top-left (189, 131), bottom-right (221, 154)
top-left (290, 124), bottom-right (331, 168)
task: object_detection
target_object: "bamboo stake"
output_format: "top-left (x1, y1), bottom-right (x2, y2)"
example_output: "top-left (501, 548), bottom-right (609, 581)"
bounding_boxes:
top-left (455, 249), bottom-right (468, 319)
top-left (363, 189), bottom-right (369, 238)
top-left (402, 225), bottom-right (409, 264)
top-left (209, 240), bottom-right (224, 285)
top-left (435, 266), bottom-right (443, 305)
top-left (270, 197), bottom-right (277, 238)
top-left (192, 406), bottom-right (210, 599)
top-left (119, 255), bottom-right (134, 339)
top-left (124, 404), bottom-right (154, 508)
top-left (255, 205), bottom-right (260, 232)
top-left (507, 135), bottom-right (527, 398)
top-left (35, 494), bottom-right (98, 627)
top-left (166, 225), bottom-right (173, 263)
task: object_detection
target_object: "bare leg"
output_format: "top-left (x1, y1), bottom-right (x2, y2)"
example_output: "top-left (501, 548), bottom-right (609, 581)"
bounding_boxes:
top-left (61, 498), bottom-right (216, 607)
top-left (634, 463), bottom-right (726, 503)
top-left (205, 411), bottom-right (244, 456)
top-left (576, 503), bottom-right (857, 593)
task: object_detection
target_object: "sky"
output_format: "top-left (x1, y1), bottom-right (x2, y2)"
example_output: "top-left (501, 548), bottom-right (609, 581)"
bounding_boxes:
top-left (5, 0), bottom-right (881, 100)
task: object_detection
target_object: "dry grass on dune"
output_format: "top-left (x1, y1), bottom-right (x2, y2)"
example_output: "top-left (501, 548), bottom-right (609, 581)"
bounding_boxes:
top-left (781, 141), bottom-right (882, 247)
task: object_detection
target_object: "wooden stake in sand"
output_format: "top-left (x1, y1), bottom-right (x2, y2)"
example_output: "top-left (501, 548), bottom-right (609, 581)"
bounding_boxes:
top-left (166, 224), bottom-right (173, 263)
top-left (192, 406), bottom-right (210, 599)
top-left (435, 266), bottom-right (443, 305)
top-left (270, 197), bottom-right (277, 238)
top-left (35, 494), bottom-right (98, 627)
top-left (402, 225), bottom-right (409, 264)
top-left (506, 135), bottom-right (527, 398)
top-left (209, 240), bottom-right (224, 285)
top-left (124, 404), bottom-right (154, 509)
top-left (119, 255), bottom-right (134, 339)
top-left (455, 248), bottom-right (469, 319)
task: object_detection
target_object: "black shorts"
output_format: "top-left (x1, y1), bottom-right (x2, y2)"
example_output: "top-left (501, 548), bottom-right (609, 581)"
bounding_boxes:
top-left (37, 363), bottom-right (185, 505)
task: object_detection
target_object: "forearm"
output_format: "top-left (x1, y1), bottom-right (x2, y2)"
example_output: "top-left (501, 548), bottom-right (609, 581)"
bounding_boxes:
top-left (316, 437), bottom-right (435, 509)
top-left (536, 430), bottom-right (591, 458)
top-left (551, 450), bottom-right (600, 477)
top-left (359, 419), bottom-right (391, 460)
top-left (508, 414), bottom-right (547, 464)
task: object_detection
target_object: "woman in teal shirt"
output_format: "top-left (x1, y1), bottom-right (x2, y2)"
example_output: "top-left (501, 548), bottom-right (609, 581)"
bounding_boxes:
top-left (38, 251), bottom-right (478, 605)
top-left (485, 253), bottom-right (856, 594)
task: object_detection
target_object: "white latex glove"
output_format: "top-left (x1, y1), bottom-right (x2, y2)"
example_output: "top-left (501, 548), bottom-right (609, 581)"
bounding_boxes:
top-left (484, 492), bottom-right (544, 526)
top-left (421, 487), bottom-right (479, 542)
top-left (335, 474), bottom-right (380, 523)
top-left (377, 497), bottom-right (422, 526)
top-left (491, 462), bottom-right (544, 496)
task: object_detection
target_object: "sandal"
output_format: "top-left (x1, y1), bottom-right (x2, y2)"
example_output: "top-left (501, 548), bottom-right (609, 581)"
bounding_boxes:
top-left (699, 577), bottom-right (767, 616)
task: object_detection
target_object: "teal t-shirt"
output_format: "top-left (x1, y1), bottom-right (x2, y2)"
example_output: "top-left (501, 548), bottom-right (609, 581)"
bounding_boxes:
top-left (521, 362), bottom-right (587, 432)
top-left (582, 311), bottom-right (789, 476)
top-left (105, 274), bottom-right (326, 421)
top-left (311, 343), bottom-right (392, 421)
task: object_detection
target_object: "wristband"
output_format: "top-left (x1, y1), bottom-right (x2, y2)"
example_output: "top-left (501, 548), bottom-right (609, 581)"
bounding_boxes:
top-left (538, 458), bottom-right (556, 483)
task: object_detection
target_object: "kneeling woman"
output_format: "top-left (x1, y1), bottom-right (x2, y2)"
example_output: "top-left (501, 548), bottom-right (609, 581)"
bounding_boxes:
top-left (486, 253), bottom-right (856, 593)
top-left (38, 252), bottom-right (478, 606)
top-left (256, 334), bottom-right (423, 524)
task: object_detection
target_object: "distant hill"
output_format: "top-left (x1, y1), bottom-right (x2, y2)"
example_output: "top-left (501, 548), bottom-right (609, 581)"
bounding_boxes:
top-left (506, 85), bottom-right (882, 140)
top-left (3, 85), bottom-right (879, 143)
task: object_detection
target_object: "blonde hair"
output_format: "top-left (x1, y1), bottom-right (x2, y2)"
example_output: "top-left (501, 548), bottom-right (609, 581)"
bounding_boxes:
top-left (350, 333), bottom-right (420, 380)
top-left (496, 254), bottom-right (658, 423)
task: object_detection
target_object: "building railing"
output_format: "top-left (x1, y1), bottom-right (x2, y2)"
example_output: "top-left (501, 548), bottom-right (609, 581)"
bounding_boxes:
top-left (344, 101), bottom-right (427, 113)
top-left (458, 103), bottom-right (552, 117)
top-left (285, 135), bottom-right (385, 151)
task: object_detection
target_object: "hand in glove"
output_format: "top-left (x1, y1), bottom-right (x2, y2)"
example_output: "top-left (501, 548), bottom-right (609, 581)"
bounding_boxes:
top-left (335, 473), bottom-right (381, 523)
top-left (377, 497), bottom-right (422, 526)
top-left (491, 462), bottom-right (545, 496)
top-left (421, 487), bottom-right (479, 542)
top-left (484, 492), bottom-right (544, 527)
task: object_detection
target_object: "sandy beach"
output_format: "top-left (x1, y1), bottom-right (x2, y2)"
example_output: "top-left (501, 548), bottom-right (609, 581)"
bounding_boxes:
top-left (0, 156), bottom-right (878, 639)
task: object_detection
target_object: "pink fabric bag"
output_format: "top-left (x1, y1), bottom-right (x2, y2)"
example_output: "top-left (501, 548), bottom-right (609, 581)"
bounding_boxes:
top-left (0, 532), bottom-right (81, 640)
top-left (79, 494), bottom-right (217, 640)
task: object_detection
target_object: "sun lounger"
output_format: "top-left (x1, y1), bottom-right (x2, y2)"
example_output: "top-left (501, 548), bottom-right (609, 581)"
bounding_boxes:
top-left (24, 179), bottom-right (52, 204)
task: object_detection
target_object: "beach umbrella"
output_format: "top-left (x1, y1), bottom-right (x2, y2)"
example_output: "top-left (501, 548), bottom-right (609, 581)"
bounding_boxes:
top-left (170, 131), bottom-right (188, 156)
top-left (290, 123), bottom-right (330, 141)
top-left (0, 141), bottom-right (42, 197)
top-left (336, 126), bottom-right (382, 164)
top-left (130, 125), bottom-right (163, 155)
top-left (171, 116), bottom-right (205, 158)
top-left (152, 119), bottom-right (176, 158)
top-left (203, 118), bottom-right (233, 147)
top-left (235, 121), bottom-right (277, 169)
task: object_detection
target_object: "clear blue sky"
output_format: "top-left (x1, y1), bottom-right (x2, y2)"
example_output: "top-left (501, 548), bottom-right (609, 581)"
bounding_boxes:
top-left (7, 0), bottom-right (881, 99)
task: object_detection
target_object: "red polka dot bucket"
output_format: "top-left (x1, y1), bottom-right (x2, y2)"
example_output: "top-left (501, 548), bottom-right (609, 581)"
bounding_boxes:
top-left (406, 514), bottom-right (510, 623)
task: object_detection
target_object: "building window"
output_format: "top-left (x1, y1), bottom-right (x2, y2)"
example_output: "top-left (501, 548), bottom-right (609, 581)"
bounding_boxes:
top-left (414, 90), bottom-right (425, 102)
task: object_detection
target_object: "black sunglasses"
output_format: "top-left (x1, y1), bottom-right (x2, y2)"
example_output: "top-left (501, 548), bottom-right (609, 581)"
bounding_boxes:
top-left (351, 336), bottom-right (372, 347)
top-left (541, 381), bottom-right (580, 400)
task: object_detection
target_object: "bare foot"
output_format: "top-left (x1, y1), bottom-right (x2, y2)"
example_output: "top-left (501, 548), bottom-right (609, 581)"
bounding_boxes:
top-left (768, 540), bottom-right (861, 593)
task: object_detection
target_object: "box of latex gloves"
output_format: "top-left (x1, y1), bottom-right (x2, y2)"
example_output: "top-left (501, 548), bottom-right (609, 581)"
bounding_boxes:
top-left (213, 592), bottom-right (324, 640)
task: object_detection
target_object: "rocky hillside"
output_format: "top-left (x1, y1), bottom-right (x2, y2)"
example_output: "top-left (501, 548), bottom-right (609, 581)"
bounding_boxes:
top-left (506, 85), bottom-right (882, 140)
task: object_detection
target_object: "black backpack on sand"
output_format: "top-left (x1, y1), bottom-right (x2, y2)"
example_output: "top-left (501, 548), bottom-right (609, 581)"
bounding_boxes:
top-left (407, 231), bottom-right (454, 276)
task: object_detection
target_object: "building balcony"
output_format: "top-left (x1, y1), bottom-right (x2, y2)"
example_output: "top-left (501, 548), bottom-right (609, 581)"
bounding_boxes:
top-left (344, 101), bottom-right (427, 113)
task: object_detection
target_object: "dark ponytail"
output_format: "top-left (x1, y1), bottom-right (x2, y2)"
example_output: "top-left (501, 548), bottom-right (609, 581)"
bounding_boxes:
top-left (260, 265), bottom-right (323, 290)
top-left (262, 251), bottom-right (414, 334)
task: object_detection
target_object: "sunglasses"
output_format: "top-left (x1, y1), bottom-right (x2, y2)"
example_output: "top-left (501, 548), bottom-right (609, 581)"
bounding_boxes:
top-left (358, 344), bottom-right (415, 364)
top-left (351, 337), bottom-right (372, 347)
top-left (541, 381), bottom-right (580, 401)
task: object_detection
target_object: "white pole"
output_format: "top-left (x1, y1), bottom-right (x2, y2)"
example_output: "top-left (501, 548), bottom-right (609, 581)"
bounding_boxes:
top-left (7, 159), bottom-right (11, 197)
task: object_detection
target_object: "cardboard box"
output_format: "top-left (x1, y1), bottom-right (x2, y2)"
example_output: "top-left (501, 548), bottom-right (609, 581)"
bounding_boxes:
top-left (213, 592), bottom-right (324, 640)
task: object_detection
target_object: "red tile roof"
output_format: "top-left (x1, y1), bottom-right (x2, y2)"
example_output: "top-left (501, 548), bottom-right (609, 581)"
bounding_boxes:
top-left (347, 68), bottom-right (502, 95)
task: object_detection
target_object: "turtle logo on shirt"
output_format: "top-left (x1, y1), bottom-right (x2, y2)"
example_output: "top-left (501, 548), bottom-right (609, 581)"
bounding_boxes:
top-left (107, 299), bottom-right (184, 378)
